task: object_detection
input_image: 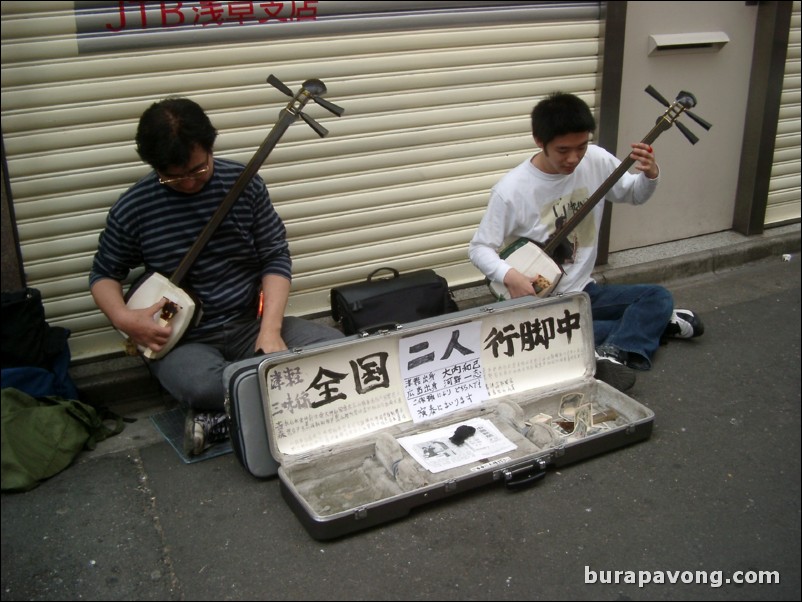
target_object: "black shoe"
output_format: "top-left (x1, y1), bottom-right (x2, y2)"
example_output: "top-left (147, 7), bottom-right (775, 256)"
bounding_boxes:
top-left (663, 309), bottom-right (704, 339)
top-left (595, 345), bottom-right (636, 392)
top-left (183, 411), bottom-right (229, 456)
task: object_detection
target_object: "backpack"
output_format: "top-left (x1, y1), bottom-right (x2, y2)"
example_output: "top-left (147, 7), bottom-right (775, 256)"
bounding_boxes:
top-left (1, 388), bottom-right (125, 492)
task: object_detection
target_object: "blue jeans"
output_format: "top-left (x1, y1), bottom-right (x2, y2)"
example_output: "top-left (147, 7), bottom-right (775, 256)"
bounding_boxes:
top-left (149, 315), bottom-right (344, 411)
top-left (583, 281), bottom-right (674, 370)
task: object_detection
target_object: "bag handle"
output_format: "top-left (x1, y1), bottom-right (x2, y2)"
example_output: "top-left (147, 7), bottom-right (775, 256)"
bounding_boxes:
top-left (367, 267), bottom-right (400, 282)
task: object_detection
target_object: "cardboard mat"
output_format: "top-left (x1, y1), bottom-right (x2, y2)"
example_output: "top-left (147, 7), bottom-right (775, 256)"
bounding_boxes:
top-left (150, 407), bottom-right (232, 464)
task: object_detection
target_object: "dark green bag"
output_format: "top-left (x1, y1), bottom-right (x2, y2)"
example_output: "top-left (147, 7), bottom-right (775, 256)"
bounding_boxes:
top-left (1, 388), bottom-right (125, 492)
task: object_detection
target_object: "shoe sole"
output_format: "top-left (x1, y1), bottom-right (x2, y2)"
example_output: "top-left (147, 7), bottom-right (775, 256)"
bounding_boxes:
top-left (595, 359), bottom-right (636, 392)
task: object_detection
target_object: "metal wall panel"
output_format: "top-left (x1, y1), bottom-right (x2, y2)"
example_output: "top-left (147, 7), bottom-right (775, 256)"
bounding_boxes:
top-left (1, 1), bottom-right (602, 361)
top-left (766, 0), bottom-right (801, 225)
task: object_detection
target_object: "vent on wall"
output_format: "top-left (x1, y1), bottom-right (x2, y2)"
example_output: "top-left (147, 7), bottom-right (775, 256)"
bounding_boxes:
top-left (648, 31), bottom-right (730, 56)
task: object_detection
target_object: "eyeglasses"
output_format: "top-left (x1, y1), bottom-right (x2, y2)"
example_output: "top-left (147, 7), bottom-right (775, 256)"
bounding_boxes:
top-left (158, 155), bottom-right (211, 185)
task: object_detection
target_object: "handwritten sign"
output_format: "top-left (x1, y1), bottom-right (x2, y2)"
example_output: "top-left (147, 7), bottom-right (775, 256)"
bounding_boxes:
top-left (399, 321), bottom-right (488, 423)
top-left (262, 297), bottom-right (589, 457)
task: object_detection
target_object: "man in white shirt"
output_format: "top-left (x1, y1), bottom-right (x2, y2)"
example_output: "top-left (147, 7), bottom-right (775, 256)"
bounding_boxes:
top-left (470, 93), bottom-right (703, 391)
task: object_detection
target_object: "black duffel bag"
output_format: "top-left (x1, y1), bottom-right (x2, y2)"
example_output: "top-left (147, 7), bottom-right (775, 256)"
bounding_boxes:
top-left (331, 267), bottom-right (459, 335)
top-left (1, 288), bottom-right (70, 371)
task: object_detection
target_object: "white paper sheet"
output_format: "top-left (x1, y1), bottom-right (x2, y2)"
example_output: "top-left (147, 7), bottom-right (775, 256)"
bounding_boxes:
top-left (397, 417), bottom-right (517, 473)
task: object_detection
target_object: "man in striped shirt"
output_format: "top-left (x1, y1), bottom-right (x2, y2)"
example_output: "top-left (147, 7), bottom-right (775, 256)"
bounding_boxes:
top-left (90, 97), bottom-right (343, 456)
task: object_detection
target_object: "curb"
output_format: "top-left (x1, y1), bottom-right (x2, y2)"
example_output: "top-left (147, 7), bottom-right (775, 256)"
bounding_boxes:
top-left (594, 229), bottom-right (800, 285)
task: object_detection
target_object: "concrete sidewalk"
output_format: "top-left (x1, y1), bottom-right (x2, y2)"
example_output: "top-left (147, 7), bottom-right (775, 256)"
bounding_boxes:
top-left (2, 224), bottom-right (800, 602)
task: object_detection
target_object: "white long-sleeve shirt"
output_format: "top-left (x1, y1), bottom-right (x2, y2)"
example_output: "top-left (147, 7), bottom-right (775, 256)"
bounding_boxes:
top-left (469, 145), bottom-right (659, 294)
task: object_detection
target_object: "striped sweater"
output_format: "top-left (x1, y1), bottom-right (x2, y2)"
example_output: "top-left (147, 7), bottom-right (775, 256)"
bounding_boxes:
top-left (90, 157), bottom-right (291, 335)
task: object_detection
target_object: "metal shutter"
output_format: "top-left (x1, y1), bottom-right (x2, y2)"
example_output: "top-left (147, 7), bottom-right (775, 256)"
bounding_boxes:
top-left (1, 1), bottom-right (602, 362)
top-left (766, 0), bottom-right (801, 225)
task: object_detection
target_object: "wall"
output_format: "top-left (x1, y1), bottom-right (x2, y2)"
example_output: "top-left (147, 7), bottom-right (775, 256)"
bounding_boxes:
top-left (1, 2), bottom-right (794, 362)
top-left (609, 1), bottom-right (760, 251)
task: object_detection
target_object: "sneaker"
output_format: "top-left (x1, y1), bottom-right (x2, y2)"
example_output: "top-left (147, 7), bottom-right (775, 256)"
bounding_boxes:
top-left (183, 410), bottom-right (230, 456)
top-left (595, 345), bottom-right (636, 392)
top-left (663, 309), bottom-right (704, 339)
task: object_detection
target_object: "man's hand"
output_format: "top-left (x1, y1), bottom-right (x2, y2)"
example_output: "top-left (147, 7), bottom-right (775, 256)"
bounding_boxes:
top-left (117, 298), bottom-right (172, 353)
top-left (255, 329), bottom-right (288, 355)
top-left (630, 142), bottom-right (659, 179)
top-left (503, 268), bottom-right (541, 299)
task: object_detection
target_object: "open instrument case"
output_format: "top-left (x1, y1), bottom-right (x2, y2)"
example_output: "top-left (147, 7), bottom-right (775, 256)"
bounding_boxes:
top-left (256, 293), bottom-right (654, 540)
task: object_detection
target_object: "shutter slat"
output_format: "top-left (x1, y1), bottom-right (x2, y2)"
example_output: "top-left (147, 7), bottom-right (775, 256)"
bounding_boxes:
top-left (767, 1), bottom-right (802, 226)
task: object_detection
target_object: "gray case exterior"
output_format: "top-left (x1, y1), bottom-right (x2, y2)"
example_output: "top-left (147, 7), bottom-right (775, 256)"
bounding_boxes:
top-left (257, 293), bottom-right (654, 539)
top-left (224, 355), bottom-right (279, 479)
top-left (225, 339), bottom-right (354, 479)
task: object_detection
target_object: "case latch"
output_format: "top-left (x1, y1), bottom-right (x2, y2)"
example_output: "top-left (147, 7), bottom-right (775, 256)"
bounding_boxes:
top-left (358, 323), bottom-right (402, 337)
top-left (502, 458), bottom-right (547, 491)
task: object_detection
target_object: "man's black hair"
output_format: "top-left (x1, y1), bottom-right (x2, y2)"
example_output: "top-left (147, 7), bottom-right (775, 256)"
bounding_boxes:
top-left (135, 97), bottom-right (218, 171)
top-left (530, 92), bottom-right (596, 147)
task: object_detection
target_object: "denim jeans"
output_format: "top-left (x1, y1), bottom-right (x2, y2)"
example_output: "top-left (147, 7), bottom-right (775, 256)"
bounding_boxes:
top-left (583, 281), bottom-right (674, 370)
top-left (149, 315), bottom-right (344, 411)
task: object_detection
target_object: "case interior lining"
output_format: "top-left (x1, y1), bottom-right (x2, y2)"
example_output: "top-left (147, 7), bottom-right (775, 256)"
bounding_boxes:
top-left (286, 381), bottom-right (650, 518)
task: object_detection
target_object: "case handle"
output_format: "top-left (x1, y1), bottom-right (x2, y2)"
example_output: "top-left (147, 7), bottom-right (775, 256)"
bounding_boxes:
top-left (503, 459), bottom-right (547, 491)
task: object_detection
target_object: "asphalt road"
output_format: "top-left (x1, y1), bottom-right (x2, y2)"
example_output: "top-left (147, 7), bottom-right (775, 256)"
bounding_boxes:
top-left (2, 255), bottom-right (800, 601)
